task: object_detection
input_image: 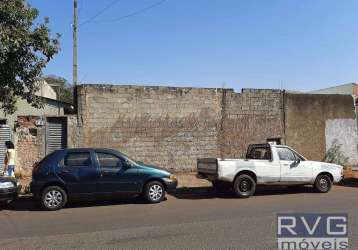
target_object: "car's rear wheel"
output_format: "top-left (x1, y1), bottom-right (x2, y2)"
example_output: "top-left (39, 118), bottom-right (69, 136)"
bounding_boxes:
top-left (314, 174), bottom-right (332, 193)
top-left (41, 186), bottom-right (67, 211)
top-left (233, 174), bottom-right (256, 198)
top-left (144, 181), bottom-right (165, 203)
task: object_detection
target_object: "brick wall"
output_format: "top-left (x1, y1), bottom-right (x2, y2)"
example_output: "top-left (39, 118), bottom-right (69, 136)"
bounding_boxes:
top-left (15, 116), bottom-right (45, 177)
top-left (15, 115), bottom-right (77, 178)
top-left (75, 85), bottom-right (283, 171)
top-left (220, 89), bottom-right (284, 158)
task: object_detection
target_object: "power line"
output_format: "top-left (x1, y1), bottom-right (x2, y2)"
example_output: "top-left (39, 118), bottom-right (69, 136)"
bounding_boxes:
top-left (93, 0), bottom-right (168, 24)
top-left (79, 0), bottom-right (123, 26)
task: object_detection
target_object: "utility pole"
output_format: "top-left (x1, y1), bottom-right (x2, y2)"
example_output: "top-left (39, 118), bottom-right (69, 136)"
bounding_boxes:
top-left (73, 0), bottom-right (78, 87)
top-left (73, 0), bottom-right (81, 128)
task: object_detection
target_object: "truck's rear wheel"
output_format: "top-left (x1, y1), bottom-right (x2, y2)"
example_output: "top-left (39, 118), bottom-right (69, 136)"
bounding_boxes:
top-left (233, 174), bottom-right (256, 198)
top-left (314, 174), bottom-right (332, 193)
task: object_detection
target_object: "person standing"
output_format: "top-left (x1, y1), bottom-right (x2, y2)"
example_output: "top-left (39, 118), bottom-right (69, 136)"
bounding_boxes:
top-left (4, 141), bottom-right (16, 177)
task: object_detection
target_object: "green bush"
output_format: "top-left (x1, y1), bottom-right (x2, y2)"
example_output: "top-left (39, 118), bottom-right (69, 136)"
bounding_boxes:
top-left (324, 139), bottom-right (349, 166)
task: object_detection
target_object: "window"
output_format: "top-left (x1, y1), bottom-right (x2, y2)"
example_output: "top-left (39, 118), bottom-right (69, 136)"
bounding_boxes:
top-left (247, 147), bottom-right (272, 160)
top-left (97, 153), bottom-right (123, 169)
top-left (64, 152), bottom-right (92, 167)
top-left (277, 148), bottom-right (296, 161)
top-left (292, 152), bottom-right (305, 161)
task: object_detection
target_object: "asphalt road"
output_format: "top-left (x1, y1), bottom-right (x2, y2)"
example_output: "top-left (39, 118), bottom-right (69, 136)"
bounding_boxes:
top-left (0, 185), bottom-right (357, 250)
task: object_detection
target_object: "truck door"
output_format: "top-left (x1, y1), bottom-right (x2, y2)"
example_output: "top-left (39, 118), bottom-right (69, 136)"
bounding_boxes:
top-left (247, 145), bottom-right (280, 183)
top-left (277, 147), bottom-right (312, 183)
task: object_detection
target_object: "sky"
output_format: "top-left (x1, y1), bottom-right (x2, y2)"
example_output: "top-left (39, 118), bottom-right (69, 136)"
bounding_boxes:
top-left (28, 0), bottom-right (358, 92)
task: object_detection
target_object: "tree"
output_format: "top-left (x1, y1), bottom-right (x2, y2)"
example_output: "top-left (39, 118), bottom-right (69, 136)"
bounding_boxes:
top-left (0, 0), bottom-right (60, 115)
top-left (43, 75), bottom-right (73, 104)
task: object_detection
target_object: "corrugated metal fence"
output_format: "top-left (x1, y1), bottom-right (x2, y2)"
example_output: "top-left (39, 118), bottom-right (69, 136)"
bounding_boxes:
top-left (46, 117), bottom-right (68, 155)
top-left (0, 125), bottom-right (11, 173)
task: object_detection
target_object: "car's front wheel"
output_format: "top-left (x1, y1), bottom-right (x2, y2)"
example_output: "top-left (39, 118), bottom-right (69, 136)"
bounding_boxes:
top-left (314, 174), bottom-right (332, 193)
top-left (233, 174), bottom-right (256, 198)
top-left (41, 186), bottom-right (68, 211)
top-left (144, 181), bottom-right (165, 203)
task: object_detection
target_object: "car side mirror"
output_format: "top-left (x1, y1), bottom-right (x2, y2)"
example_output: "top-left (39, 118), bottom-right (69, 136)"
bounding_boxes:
top-left (295, 159), bottom-right (301, 164)
top-left (124, 159), bottom-right (132, 168)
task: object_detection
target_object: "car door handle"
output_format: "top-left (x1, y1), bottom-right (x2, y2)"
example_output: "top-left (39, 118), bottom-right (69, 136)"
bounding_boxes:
top-left (102, 170), bottom-right (112, 174)
top-left (60, 169), bottom-right (71, 173)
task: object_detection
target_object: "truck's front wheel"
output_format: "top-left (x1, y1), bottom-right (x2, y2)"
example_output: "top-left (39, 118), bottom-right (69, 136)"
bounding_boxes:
top-left (314, 174), bottom-right (332, 193)
top-left (233, 174), bottom-right (256, 198)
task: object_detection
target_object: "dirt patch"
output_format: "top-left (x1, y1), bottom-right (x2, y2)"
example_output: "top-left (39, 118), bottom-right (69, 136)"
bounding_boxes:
top-left (176, 172), bottom-right (211, 188)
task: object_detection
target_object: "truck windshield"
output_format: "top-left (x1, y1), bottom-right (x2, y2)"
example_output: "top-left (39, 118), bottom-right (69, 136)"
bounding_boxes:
top-left (277, 147), bottom-right (306, 161)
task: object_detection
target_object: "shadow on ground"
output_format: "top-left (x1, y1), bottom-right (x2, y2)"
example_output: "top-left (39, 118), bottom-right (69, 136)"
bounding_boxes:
top-left (339, 178), bottom-right (358, 187)
top-left (171, 185), bottom-right (315, 200)
top-left (0, 195), bottom-right (155, 212)
top-left (2, 183), bottom-right (348, 211)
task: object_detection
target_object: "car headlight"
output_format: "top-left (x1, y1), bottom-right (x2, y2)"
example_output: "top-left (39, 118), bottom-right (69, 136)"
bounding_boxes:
top-left (0, 182), bottom-right (15, 189)
top-left (163, 175), bottom-right (177, 182)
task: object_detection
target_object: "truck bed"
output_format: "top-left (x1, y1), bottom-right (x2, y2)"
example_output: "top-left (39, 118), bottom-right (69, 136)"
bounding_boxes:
top-left (197, 158), bottom-right (218, 179)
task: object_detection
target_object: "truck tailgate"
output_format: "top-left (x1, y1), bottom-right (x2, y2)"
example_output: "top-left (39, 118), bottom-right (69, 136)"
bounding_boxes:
top-left (197, 158), bottom-right (218, 176)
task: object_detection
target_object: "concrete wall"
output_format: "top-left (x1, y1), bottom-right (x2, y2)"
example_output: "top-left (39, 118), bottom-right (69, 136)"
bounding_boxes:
top-left (0, 98), bottom-right (65, 135)
top-left (310, 83), bottom-right (357, 95)
top-left (0, 98), bottom-right (67, 177)
top-left (75, 85), bottom-right (283, 171)
top-left (35, 81), bottom-right (57, 100)
top-left (285, 93), bottom-right (357, 164)
top-left (325, 119), bottom-right (358, 165)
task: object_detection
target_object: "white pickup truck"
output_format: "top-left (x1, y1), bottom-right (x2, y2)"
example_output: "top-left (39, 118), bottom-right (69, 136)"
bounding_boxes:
top-left (197, 143), bottom-right (343, 197)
